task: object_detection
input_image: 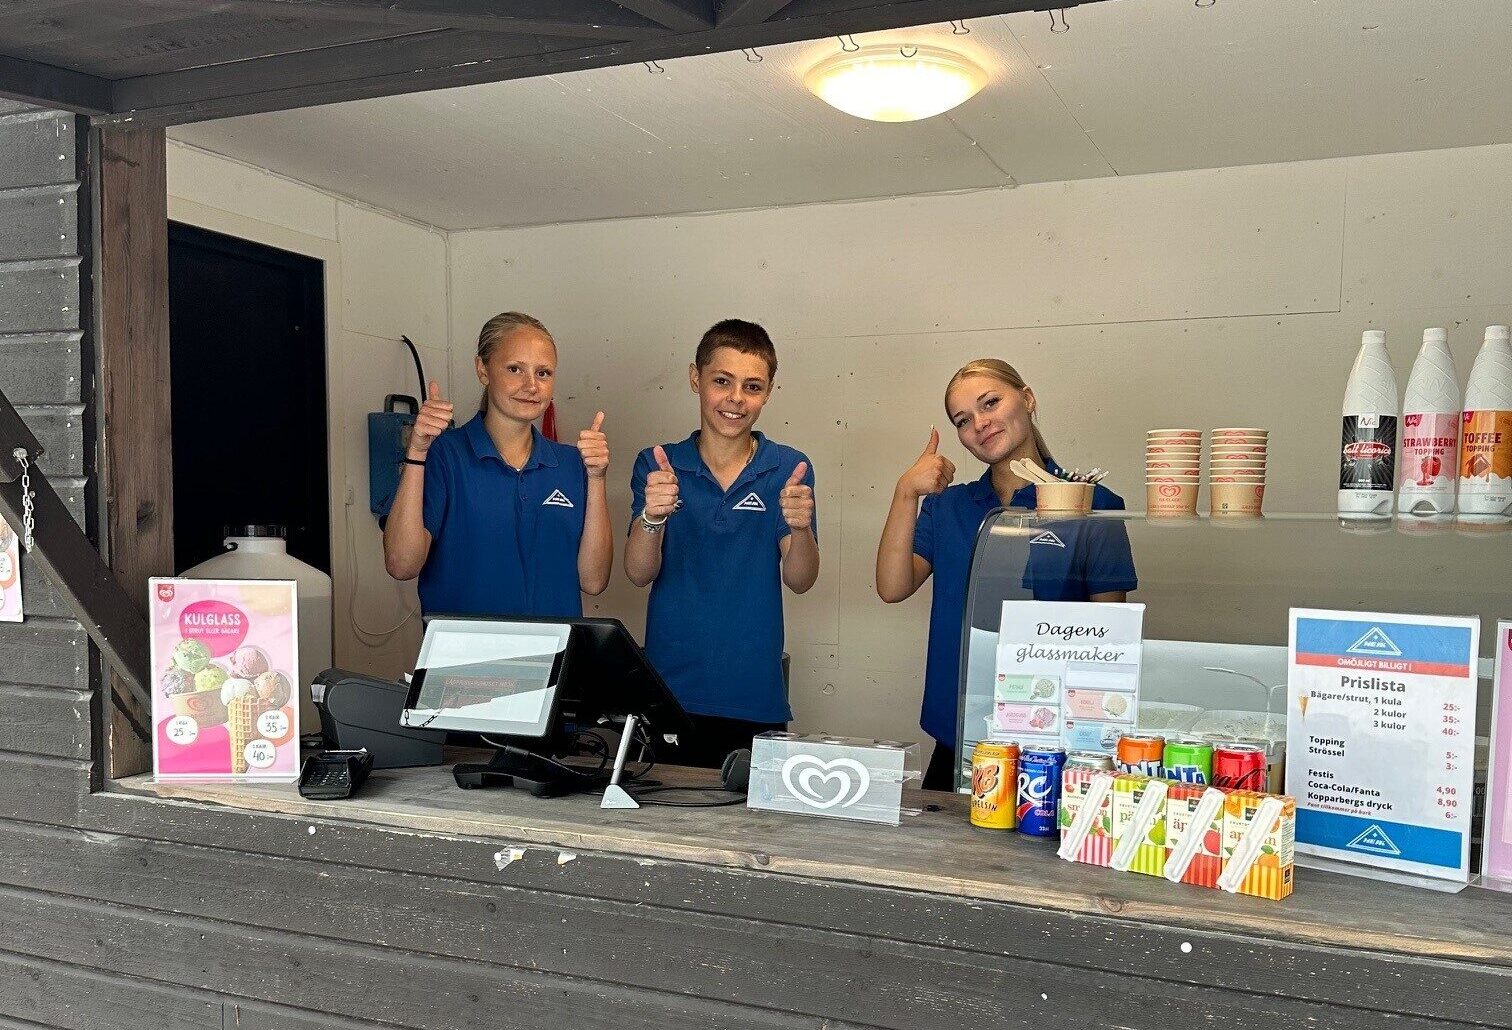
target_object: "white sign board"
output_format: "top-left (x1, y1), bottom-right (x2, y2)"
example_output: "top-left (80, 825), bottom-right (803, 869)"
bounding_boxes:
top-left (1285, 608), bottom-right (1479, 883)
top-left (994, 601), bottom-right (1145, 754)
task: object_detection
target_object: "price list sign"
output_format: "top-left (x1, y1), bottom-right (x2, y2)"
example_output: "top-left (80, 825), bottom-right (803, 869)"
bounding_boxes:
top-left (1286, 609), bottom-right (1479, 883)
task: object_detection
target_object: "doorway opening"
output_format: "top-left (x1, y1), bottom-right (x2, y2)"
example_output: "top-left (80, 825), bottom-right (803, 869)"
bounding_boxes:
top-left (167, 221), bottom-right (330, 575)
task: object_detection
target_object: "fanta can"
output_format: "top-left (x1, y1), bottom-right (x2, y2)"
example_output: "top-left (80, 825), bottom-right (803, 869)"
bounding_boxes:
top-left (1016, 746), bottom-right (1066, 837)
top-left (1163, 737), bottom-right (1213, 784)
top-left (1116, 733), bottom-right (1165, 776)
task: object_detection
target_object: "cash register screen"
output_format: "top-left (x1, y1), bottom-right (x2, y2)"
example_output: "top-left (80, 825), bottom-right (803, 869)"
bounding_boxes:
top-left (401, 619), bottom-right (572, 737)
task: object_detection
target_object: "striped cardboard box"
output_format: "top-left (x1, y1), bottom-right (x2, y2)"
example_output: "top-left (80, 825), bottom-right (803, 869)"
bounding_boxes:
top-left (1058, 768), bottom-right (1113, 866)
top-left (1112, 774), bottom-right (1168, 877)
top-left (1164, 782), bottom-right (1224, 888)
top-left (1222, 790), bottom-right (1296, 901)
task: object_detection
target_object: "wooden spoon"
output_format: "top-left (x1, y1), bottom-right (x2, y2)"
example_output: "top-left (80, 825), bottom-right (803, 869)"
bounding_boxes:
top-left (1011, 458), bottom-right (1058, 485)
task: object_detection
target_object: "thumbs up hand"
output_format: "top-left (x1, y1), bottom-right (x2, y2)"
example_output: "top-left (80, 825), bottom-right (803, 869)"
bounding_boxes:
top-left (408, 380), bottom-right (454, 459)
top-left (779, 461), bottom-right (815, 532)
top-left (643, 445), bottom-right (680, 519)
top-left (897, 427), bottom-right (955, 499)
top-left (577, 411), bottom-right (610, 479)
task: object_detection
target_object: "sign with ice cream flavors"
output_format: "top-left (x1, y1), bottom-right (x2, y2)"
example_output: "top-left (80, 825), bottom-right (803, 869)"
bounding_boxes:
top-left (994, 601), bottom-right (1144, 755)
top-left (1285, 608), bottom-right (1479, 885)
top-left (150, 578), bottom-right (300, 782)
top-left (0, 515), bottom-right (20, 623)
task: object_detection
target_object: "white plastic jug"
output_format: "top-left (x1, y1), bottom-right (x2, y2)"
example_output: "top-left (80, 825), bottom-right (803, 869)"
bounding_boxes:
top-left (181, 526), bottom-right (331, 732)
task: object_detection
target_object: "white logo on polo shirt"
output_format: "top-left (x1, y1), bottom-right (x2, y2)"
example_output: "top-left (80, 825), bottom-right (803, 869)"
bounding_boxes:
top-left (732, 492), bottom-right (766, 512)
top-left (542, 489), bottom-right (574, 508)
top-left (1029, 530), bottom-right (1065, 548)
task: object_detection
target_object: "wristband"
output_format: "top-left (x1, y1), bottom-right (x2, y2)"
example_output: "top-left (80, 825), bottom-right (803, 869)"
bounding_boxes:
top-left (401, 457), bottom-right (426, 467)
top-left (638, 511), bottom-right (668, 532)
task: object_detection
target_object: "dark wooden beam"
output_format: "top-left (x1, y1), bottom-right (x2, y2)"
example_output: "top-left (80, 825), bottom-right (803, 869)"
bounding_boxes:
top-left (614, 0), bottom-right (714, 32)
top-left (95, 125), bottom-right (174, 774)
top-left (108, 0), bottom-right (1098, 127)
top-left (115, 29), bottom-right (559, 118)
top-left (715, 0), bottom-right (797, 28)
top-left (186, 0), bottom-right (669, 39)
top-left (0, 55), bottom-right (111, 116)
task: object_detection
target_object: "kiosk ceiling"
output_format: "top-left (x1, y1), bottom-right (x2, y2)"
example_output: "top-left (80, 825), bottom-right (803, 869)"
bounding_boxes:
top-left (0, 0), bottom-right (1105, 127)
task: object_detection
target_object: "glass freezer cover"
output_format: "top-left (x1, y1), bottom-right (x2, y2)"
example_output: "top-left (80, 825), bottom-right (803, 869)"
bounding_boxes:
top-left (948, 509), bottom-right (1506, 799)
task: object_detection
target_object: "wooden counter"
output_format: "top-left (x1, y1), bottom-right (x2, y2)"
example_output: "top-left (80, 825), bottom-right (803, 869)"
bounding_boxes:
top-left (106, 759), bottom-right (1511, 1029)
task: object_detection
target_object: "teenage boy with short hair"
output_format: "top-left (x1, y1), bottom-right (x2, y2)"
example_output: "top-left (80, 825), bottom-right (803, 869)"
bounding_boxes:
top-left (625, 319), bottom-right (818, 767)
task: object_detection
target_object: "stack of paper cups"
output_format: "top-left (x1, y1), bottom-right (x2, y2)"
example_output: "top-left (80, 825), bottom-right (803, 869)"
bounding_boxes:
top-left (1146, 429), bottom-right (1202, 516)
top-left (1209, 428), bottom-right (1268, 517)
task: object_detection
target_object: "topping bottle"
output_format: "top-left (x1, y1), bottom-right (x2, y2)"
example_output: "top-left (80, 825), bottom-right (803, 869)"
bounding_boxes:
top-left (1397, 328), bottom-right (1460, 517)
top-left (1339, 330), bottom-right (1398, 520)
top-left (1459, 325), bottom-right (1512, 521)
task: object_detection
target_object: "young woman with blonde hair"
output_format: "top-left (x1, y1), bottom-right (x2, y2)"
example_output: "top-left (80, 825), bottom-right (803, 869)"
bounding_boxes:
top-left (383, 311), bottom-right (613, 615)
top-left (876, 358), bottom-right (1135, 790)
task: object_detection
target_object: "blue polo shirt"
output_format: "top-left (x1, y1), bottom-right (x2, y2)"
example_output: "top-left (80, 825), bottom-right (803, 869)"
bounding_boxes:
top-left (417, 415), bottom-right (586, 618)
top-left (913, 463), bottom-right (1135, 745)
top-left (630, 432), bottom-right (815, 723)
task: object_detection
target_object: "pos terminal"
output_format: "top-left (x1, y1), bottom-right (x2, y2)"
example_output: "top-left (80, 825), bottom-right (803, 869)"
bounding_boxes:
top-left (400, 615), bottom-right (693, 797)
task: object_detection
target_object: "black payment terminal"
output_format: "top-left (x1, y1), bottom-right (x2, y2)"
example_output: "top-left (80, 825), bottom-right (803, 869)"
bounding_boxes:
top-left (298, 749), bottom-right (374, 800)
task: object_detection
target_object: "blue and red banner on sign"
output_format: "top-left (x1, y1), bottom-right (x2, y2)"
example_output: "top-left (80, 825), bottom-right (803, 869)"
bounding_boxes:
top-left (1294, 618), bottom-right (1474, 678)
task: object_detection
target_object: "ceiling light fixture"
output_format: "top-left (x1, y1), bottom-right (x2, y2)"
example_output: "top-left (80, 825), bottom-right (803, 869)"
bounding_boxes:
top-left (805, 44), bottom-right (988, 123)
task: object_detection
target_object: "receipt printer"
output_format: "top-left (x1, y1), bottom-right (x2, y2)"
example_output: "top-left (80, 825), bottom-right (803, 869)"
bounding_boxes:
top-left (312, 668), bottom-right (444, 769)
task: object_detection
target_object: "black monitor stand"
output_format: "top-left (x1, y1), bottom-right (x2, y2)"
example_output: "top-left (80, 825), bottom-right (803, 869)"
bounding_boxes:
top-left (408, 615), bottom-right (694, 799)
top-left (453, 743), bottom-right (610, 797)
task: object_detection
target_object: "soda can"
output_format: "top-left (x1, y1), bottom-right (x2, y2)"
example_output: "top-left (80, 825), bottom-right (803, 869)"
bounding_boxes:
top-left (1212, 744), bottom-right (1268, 791)
top-left (1016, 746), bottom-right (1067, 837)
top-left (1066, 750), bottom-right (1115, 772)
top-left (1164, 737), bottom-right (1214, 784)
top-left (970, 741), bottom-right (1019, 830)
top-left (1116, 733), bottom-right (1165, 777)
top-left (1237, 736), bottom-right (1285, 794)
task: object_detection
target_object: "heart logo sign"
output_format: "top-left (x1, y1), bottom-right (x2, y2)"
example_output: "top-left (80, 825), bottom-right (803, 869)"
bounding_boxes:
top-left (781, 754), bottom-right (870, 810)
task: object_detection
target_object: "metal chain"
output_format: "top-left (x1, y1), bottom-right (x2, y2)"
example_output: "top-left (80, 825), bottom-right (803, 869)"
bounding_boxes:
top-left (12, 449), bottom-right (35, 553)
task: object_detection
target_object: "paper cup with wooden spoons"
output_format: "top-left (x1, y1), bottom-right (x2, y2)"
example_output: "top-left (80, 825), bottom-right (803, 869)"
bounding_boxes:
top-left (1036, 480), bottom-right (1093, 514)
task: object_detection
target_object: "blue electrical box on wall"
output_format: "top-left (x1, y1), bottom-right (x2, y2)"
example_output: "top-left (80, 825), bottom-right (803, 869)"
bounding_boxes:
top-left (369, 394), bottom-right (417, 521)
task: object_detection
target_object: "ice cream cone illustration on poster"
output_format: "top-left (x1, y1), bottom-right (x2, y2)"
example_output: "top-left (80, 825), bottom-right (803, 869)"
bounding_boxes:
top-left (1298, 694), bottom-right (1310, 719)
top-left (150, 578), bottom-right (299, 781)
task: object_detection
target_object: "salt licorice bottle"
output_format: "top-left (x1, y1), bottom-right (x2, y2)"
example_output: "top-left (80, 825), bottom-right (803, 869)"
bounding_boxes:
top-left (1459, 324), bottom-right (1512, 522)
top-left (1339, 329), bottom-right (1398, 520)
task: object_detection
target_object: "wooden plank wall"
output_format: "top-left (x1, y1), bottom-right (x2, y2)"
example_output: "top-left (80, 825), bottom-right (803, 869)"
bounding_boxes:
top-left (0, 106), bottom-right (1506, 1030)
top-left (0, 98), bottom-right (100, 1023)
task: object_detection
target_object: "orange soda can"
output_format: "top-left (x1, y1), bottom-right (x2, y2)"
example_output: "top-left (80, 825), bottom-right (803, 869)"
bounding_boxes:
top-left (1116, 733), bottom-right (1165, 776)
top-left (971, 741), bottom-right (1020, 830)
